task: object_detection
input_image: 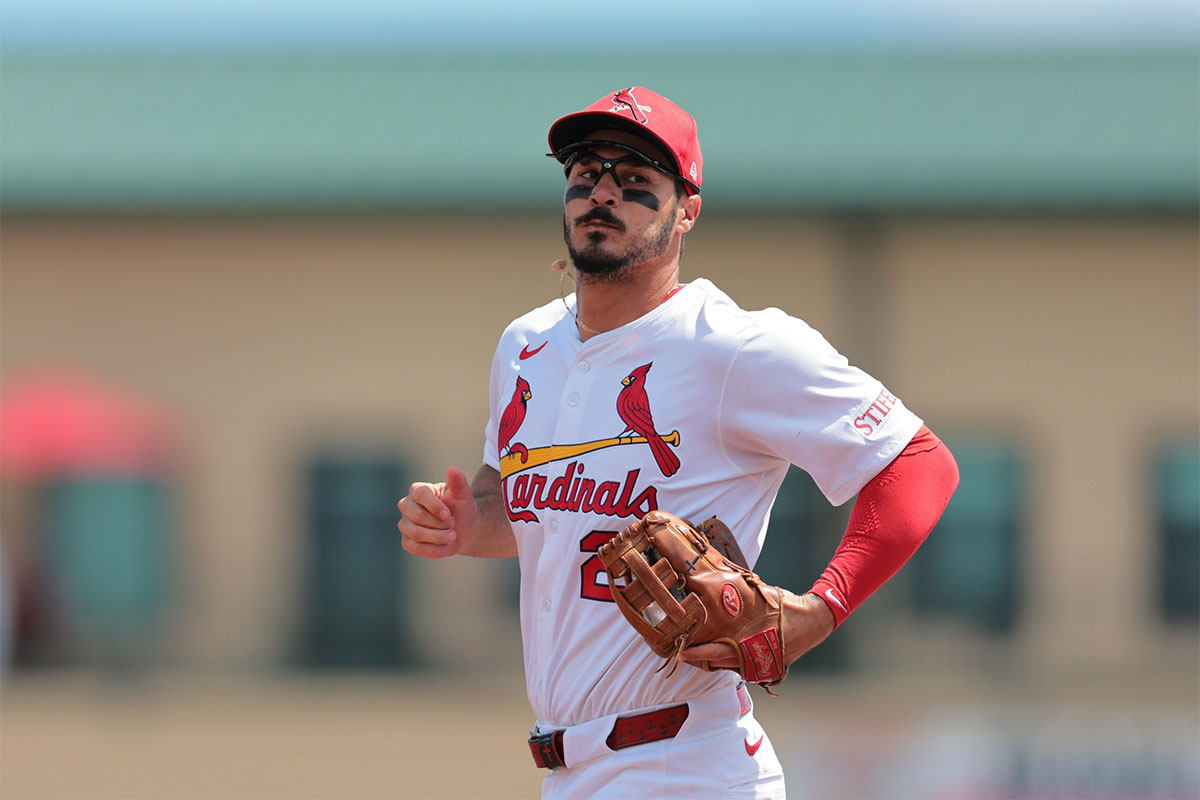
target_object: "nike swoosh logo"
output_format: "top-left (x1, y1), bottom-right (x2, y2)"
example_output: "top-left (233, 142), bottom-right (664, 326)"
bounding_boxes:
top-left (519, 342), bottom-right (547, 360)
top-left (825, 588), bottom-right (849, 614)
top-left (745, 735), bottom-right (764, 756)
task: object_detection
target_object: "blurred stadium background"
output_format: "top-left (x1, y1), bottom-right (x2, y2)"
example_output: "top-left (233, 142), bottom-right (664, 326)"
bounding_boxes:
top-left (0, 1), bottom-right (1197, 798)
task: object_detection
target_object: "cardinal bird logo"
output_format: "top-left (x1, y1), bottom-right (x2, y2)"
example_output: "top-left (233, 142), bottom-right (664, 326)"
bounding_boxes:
top-left (498, 376), bottom-right (532, 464)
top-left (611, 87), bottom-right (651, 124)
top-left (616, 362), bottom-right (680, 477)
top-left (496, 365), bottom-right (682, 524)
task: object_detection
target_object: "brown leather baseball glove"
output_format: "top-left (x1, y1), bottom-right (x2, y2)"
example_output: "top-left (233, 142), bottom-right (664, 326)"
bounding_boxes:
top-left (598, 510), bottom-right (789, 690)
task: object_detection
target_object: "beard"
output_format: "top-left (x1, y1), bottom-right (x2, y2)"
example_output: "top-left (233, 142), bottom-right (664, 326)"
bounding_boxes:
top-left (562, 204), bottom-right (675, 284)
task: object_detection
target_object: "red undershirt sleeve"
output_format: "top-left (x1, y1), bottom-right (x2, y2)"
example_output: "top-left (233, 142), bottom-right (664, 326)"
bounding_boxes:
top-left (809, 425), bottom-right (960, 628)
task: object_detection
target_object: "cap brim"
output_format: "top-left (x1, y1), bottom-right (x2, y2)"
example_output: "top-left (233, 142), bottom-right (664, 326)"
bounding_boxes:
top-left (548, 111), bottom-right (678, 171)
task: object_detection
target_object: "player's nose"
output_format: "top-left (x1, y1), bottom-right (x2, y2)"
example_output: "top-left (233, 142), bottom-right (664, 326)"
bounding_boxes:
top-left (589, 173), bottom-right (620, 205)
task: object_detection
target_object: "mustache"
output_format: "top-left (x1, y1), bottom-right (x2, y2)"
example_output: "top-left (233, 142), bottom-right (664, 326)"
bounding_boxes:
top-left (575, 208), bottom-right (625, 231)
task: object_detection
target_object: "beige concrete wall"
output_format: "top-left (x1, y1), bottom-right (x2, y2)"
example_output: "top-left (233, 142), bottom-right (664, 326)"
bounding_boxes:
top-left (1, 212), bottom-right (1196, 680)
top-left (886, 215), bottom-right (1199, 676)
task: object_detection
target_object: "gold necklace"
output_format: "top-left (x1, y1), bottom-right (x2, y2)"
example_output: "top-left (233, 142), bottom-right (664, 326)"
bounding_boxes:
top-left (553, 260), bottom-right (602, 336)
top-left (551, 259), bottom-right (681, 337)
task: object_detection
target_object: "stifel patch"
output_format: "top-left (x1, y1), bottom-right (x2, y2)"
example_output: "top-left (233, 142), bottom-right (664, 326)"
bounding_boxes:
top-left (852, 389), bottom-right (899, 437)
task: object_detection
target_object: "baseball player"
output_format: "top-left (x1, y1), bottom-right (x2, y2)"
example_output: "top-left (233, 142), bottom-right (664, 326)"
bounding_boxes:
top-left (399, 86), bottom-right (959, 798)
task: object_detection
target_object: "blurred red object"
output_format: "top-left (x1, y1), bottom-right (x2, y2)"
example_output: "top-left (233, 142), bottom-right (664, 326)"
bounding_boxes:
top-left (0, 369), bottom-right (173, 480)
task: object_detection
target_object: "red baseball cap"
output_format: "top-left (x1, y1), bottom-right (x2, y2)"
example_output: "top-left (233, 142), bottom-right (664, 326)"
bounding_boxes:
top-left (548, 86), bottom-right (703, 195)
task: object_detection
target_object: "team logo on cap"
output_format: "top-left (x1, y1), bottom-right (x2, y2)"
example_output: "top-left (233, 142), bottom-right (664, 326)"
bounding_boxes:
top-left (611, 87), bottom-right (651, 124)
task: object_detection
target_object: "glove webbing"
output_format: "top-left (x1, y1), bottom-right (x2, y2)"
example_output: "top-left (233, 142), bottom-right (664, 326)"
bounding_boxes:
top-left (608, 538), bottom-right (705, 669)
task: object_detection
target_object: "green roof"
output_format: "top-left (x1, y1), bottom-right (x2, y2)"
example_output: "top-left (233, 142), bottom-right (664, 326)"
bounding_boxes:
top-left (2, 51), bottom-right (1196, 211)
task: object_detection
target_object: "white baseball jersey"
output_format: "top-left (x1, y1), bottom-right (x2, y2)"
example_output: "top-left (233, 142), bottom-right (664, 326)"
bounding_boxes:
top-left (483, 278), bottom-right (922, 729)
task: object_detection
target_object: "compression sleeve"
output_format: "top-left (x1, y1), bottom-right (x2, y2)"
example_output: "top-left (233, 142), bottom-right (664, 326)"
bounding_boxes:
top-left (809, 425), bottom-right (959, 628)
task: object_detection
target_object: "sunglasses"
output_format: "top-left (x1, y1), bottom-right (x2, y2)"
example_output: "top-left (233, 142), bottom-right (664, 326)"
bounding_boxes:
top-left (549, 141), bottom-right (698, 194)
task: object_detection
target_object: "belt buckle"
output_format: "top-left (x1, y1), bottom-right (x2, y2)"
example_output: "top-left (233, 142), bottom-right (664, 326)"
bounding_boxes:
top-left (528, 729), bottom-right (566, 770)
top-left (736, 681), bottom-right (753, 717)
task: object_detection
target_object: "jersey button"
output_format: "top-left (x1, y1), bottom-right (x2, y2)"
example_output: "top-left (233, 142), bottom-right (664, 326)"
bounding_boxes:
top-left (567, 393), bottom-right (580, 407)
top-left (549, 519), bottom-right (559, 533)
top-left (542, 599), bottom-right (552, 613)
top-left (577, 361), bottom-right (590, 374)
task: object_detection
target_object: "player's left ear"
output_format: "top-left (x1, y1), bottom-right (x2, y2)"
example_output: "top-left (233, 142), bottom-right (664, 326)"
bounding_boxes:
top-left (675, 194), bottom-right (701, 235)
